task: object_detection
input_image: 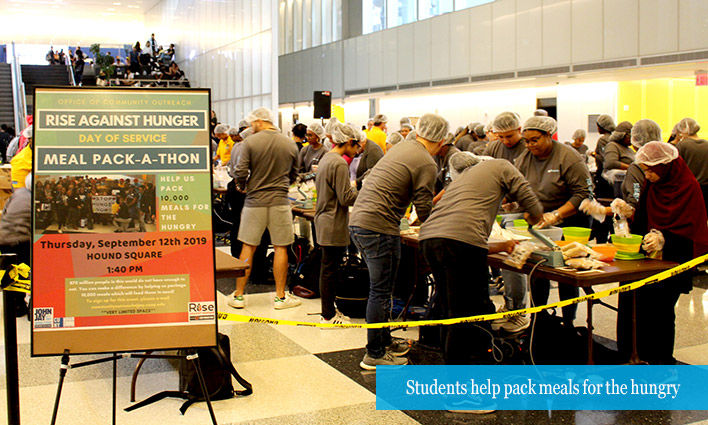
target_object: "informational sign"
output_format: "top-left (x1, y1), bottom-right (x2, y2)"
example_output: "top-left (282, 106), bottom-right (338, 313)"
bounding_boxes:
top-left (32, 87), bottom-right (215, 356)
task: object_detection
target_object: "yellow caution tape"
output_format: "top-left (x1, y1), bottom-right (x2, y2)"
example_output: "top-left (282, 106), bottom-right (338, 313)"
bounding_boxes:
top-left (0, 263), bottom-right (31, 294)
top-left (218, 253), bottom-right (708, 329)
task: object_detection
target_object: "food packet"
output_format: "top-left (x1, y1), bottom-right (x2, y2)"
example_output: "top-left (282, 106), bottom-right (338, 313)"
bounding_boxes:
top-left (565, 258), bottom-right (607, 270)
top-left (613, 216), bottom-right (631, 238)
top-left (503, 241), bottom-right (535, 269)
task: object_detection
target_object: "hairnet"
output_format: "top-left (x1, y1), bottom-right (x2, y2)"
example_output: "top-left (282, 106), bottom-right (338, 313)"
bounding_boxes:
top-left (534, 109), bottom-right (549, 117)
top-left (214, 124), bottom-right (229, 134)
top-left (331, 122), bottom-right (359, 145)
top-left (522, 116), bottom-right (558, 135)
top-left (406, 130), bottom-right (417, 141)
top-left (401, 123), bottom-right (414, 132)
top-left (324, 117), bottom-right (339, 135)
top-left (484, 122), bottom-right (493, 133)
top-left (245, 107), bottom-right (274, 124)
top-left (400, 117), bottom-right (411, 125)
top-left (416, 113), bottom-right (450, 143)
top-left (572, 129), bottom-right (587, 140)
top-left (22, 125), bottom-right (32, 139)
top-left (631, 119), bottom-right (662, 149)
top-left (467, 121), bottom-right (481, 133)
top-left (373, 114), bottom-right (388, 125)
top-left (358, 129), bottom-right (368, 143)
top-left (492, 112), bottom-right (521, 132)
top-left (308, 122), bottom-right (326, 139)
top-left (237, 120), bottom-right (250, 129)
top-left (635, 142), bottom-right (679, 167)
top-left (677, 117), bottom-right (700, 136)
top-left (25, 173), bottom-right (32, 190)
top-left (596, 114), bottom-right (616, 132)
top-left (227, 127), bottom-right (240, 136)
top-left (474, 124), bottom-right (486, 138)
top-left (239, 127), bottom-right (253, 140)
top-left (387, 132), bottom-right (404, 146)
top-left (449, 152), bottom-right (491, 180)
top-left (609, 121), bottom-right (633, 142)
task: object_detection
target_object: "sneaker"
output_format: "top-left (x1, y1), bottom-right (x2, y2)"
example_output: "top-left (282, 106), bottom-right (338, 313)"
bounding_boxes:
top-left (387, 337), bottom-right (411, 357)
top-left (501, 314), bottom-right (530, 333)
top-left (446, 395), bottom-right (497, 414)
top-left (228, 294), bottom-right (245, 309)
top-left (273, 295), bottom-right (301, 310)
top-left (320, 311), bottom-right (351, 327)
top-left (359, 352), bottom-right (408, 370)
top-left (491, 304), bottom-right (509, 325)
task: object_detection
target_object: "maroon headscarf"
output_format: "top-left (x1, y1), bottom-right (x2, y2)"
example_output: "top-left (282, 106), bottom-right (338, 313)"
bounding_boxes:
top-left (637, 156), bottom-right (708, 257)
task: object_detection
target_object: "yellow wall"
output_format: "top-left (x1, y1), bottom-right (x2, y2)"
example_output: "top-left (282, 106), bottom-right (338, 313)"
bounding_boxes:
top-left (618, 78), bottom-right (708, 140)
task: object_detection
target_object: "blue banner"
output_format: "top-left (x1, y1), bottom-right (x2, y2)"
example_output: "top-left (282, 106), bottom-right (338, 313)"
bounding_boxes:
top-left (376, 365), bottom-right (708, 411)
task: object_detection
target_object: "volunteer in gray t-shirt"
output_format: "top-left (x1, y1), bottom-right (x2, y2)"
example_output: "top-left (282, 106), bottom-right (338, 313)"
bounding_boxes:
top-left (675, 117), bottom-right (708, 212)
top-left (483, 112), bottom-right (528, 163)
top-left (296, 123), bottom-right (329, 174)
top-left (516, 116), bottom-right (592, 326)
top-left (420, 154), bottom-right (543, 364)
top-left (349, 113), bottom-right (447, 371)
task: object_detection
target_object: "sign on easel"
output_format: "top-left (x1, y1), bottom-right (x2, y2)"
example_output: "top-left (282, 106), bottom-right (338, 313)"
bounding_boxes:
top-left (32, 87), bottom-right (216, 356)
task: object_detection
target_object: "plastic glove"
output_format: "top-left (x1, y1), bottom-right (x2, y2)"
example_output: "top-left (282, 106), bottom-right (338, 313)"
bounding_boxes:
top-left (642, 229), bottom-right (665, 253)
top-left (535, 212), bottom-right (560, 229)
top-left (501, 201), bottom-right (519, 213)
top-left (611, 198), bottom-right (635, 218)
top-left (579, 198), bottom-right (607, 223)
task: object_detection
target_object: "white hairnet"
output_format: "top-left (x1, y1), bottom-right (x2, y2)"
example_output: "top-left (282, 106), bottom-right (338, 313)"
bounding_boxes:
top-left (631, 119), bottom-right (662, 149)
top-left (401, 123), bottom-right (414, 132)
top-left (22, 125), bottom-right (33, 139)
top-left (534, 109), bottom-right (549, 117)
top-left (596, 114), bottom-right (616, 132)
top-left (227, 127), bottom-right (240, 136)
top-left (572, 129), bottom-right (587, 140)
top-left (416, 113), bottom-right (450, 143)
top-left (635, 142), bottom-right (679, 167)
top-left (245, 107), bottom-right (274, 124)
top-left (308, 122), bottom-right (326, 139)
top-left (373, 114), bottom-right (388, 125)
top-left (467, 121), bottom-right (481, 133)
top-left (474, 124), bottom-right (486, 138)
top-left (492, 112), bottom-right (521, 132)
top-left (677, 117), bottom-right (700, 136)
top-left (239, 127), bottom-right (253, 140)
top-left (400, 117), bottom-right (411, 125)
top-left (358, 129), bottom-right (368, 143)
top-left (449, 152), bottom-right (492, 180)
top-left (237, 119), bottom-right (250, 129)
top-left (214, 124), bottom-right (229, 134)
top-left (522, 116), bottom-right (558, 135)
top-left (331, 122), bottom-right (359, 145)
top-left (325, 117), bottom-right (339, 135)
top-left (387, 132), bottom-right (404, 146)
top-left (484, 122), bottom-right (493, 133)
top-left (406, 130), bottom-right (417, 141)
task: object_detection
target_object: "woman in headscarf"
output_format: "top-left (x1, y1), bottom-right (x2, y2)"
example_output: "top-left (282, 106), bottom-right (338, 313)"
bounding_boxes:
top-left (626, 142), bottom-right (708, 364)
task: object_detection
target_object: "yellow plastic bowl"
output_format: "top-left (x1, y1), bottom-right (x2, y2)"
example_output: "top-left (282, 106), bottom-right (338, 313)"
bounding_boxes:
top-left (611, 234), bottom-right (643, 254)
top-left (562, 227), bottom-right (591, 244)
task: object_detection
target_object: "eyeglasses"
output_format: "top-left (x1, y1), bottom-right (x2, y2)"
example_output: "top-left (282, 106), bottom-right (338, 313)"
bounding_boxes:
top-left (524, 138), bottom-right (542, 146)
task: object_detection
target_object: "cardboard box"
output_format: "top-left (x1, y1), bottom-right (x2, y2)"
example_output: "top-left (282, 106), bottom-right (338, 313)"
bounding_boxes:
top-left (0, 188), bottom-right (12, 211)
top-left (0, 165), bottom-right (11, 190)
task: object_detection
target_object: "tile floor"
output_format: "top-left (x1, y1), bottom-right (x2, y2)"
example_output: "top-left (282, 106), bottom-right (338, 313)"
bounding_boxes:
top-left (1, 247), bottom-right (707, 424)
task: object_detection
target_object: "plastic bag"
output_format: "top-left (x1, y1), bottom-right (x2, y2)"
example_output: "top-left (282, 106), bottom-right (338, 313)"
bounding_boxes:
top-left (613, 216), bottom-right (631, 238)
top-left (642, 229), bottom-right (665, 253)
top-left (579, 198), bottom-right (607, 223)
top-left (503, 242), bottom-right (536, 269)
top-left (610, 198), bottom-right (635, 218)
top-left (565, 258), bottom-right (607, 270)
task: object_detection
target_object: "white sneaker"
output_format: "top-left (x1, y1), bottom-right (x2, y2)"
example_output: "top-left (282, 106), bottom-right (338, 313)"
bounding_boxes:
top-left (501, 314), bottom-right (530, 333)
top-left (228, 293), bottom-right (245, 309)
top-left (319, 311), bottom-right (351, 327)
top-left (491, 304), bottom-right (509, 325)
top-left (274, 295), bottom-right (301, 310)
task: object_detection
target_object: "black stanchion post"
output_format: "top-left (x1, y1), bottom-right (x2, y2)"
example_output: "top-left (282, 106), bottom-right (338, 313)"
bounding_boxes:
top-left (3, 290), bottom-right (20, 425)
top-left (113, 354), bottom-right (117, 425)
top-left (188, 352), bottom-right (218, 425)
top-left (50, 349), bottom-right (71, 425)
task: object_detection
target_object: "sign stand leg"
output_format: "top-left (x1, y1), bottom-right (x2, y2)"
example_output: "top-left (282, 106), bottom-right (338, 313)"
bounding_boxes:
top-left (50, 350), bottom-right (71, 425)
top-left (3, 290), bottom-right (21, 425)
top-left (113, 354), bottom-right (118, 425)
top-left (188, 351), bottom-right (218, 425)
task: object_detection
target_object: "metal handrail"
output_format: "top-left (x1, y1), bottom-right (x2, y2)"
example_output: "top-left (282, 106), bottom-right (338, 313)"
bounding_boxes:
top-left (9, 42), bottom-right (27, 133)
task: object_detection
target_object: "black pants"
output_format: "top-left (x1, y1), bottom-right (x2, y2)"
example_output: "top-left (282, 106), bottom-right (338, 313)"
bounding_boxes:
top-left (0, 243), bottom-right (29, 317)
top-left (319, 246), bottom-right (344, 320)
top-left (226, 180), bottom-right (245, 257)
top-left (421, 238), bottom-right (494, 365)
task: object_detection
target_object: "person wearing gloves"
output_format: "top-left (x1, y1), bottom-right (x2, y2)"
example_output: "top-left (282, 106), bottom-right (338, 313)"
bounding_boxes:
top-left (515, 116), bottom-right (592, 326)
top-left (349, 113), bottom-right (446, 370)
top-left (565, 129), bottom-right (588, 163)
top-left (213, 124), bottom-right (234, 165)
top-left (620, 119), bottom-right (662, 212)
top-left (228, 107), bottom-right (301, 310)
top-left (619, 142), bottom-right (708, 364)
top-left (419, 152), bottom-right (543, 366)
top-left (315, 123), bottom-right (361, 325)
top-left (483, 112), bottom-right (528, 162)
top-left (674, 118), bottom-right (708, 213)
top-left (603, 121), bottom-right (635, 197)
top-left (296, 122), bottom-right (329, 174)
top-left (354, 129), bottom-right (384, 189)
top-left (367, 114), bottom-right (389, 154)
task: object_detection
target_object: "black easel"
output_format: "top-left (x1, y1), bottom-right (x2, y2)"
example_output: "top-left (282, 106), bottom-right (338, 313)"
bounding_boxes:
top-left (1, 253), bottom-right (20, 425)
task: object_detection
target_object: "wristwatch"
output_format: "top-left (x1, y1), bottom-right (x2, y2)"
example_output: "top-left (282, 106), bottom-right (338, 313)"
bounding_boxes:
top-left (552, 210), bottom-right (562, 223)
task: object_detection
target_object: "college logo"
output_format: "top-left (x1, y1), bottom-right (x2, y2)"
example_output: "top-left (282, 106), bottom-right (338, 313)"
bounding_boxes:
top-left (188, 301), bottom-right (216, 321)
top-left (34, 307), bottom-right (54, 328)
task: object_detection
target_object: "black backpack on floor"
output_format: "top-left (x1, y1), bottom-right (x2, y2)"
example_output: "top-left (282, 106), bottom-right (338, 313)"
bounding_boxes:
top-left (335, 255), bottom-right (370, 318)
top-left (288, 236), bottom-right (321, 298)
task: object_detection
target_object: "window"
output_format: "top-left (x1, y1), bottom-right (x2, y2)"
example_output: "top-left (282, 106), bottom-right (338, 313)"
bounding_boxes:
top-left (418, 0), bottom-right (454, 20)
top-left (363, 0), bottom-right (386, 34)
top-left (454, 0), bottom-right (494, 11)
top-left (387, 0), bottom-right (416, 29)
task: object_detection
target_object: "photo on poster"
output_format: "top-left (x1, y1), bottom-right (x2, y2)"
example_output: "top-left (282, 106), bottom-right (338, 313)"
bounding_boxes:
top-left (34, 174), bottom-right (157, 234)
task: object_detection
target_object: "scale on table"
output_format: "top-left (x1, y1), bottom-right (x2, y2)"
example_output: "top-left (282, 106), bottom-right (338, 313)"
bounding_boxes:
top-left (527, 227), bottom-right (566, 268)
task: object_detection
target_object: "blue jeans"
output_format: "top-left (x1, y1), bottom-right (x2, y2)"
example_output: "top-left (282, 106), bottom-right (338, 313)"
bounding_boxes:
top-left (349, 226), bottom-right (401, 358)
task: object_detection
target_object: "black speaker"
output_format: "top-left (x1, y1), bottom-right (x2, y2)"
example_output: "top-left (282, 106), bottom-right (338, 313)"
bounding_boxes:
top-left (313, 91), bottom-right (331, 119)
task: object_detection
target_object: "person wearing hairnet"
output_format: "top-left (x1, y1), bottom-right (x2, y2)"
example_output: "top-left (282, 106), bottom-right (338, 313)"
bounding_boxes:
top-left (420, 152), bottom-right (543, 367)
top-left (618, 142), bottom-right (708, 364)
top-left (365, 117), bottom-right (374, 133)
top-left (603, 121), bottom-right (635, 197)
top-left (588, 114), bottom-right (616, 243)
top-left (229, 107), bottom-right (301, 310)
top-left (516, 116), bottom-right (592, 327)
top-left (674, 118), bottom-right (708, 212)
top-left (350, 113), bottom-right (447, 370)
top-left (296, 122), bottom-right (329, 174)
top-left (314, 123), bottom-right (361, 326)
top-left (385, 131), bottom-right (404, 152)
top-left (367, 114), bottom-right (388, 154)
top-left (483, 112), bottom-right (527, 162)
top-left (213, 124), bottom-right (234, 165)
top-left (399, 123), bottom-right (414, 139)
top-left (620, 119), bottom-right (662, 211)
top-left (469, 124), bottom-right (489, 154)
top-left (565, 129), bottom-right (588, 163)
top-left (354, 128), bottom-right (384, 189)
top-left (225, 120), bottom-right (252, 257)
top-left (455, 122), bottom-right (479, 152)
top-left (433, 133), bottom-right (461, 195)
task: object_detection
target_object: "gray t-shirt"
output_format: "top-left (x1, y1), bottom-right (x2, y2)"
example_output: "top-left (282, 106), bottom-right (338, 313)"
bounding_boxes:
top-left (356, 139), bottom-right (384, 187)
top-left (483, 139), bottom-right (528, 163)
top-left (514, 141), bottom-right (592, 211)
top-left (227, 142), bottom-right (243, 179)
top-left (419, 160), bottom-right (543, 249)
top-left (621, 163), bottom-right (644, 209)
top-left (314, 152), bottom-right (358, 246)
top-left (467, 139), bottom-right (487, 153)
top-left (456, 134), bottom-right (475, 151)
top-left (349, 140), bottom-right (436, 235)
top-left (565, 142), bottom-right (588, 163)
top-left (435, 144), bottom-right (460, 192)
top-left (296, 144), bottom-right (328, 174)
top-left (235, 129), bottom-right (298, 207)
top-left (676, 138), bottom-right (708, 185)
top-left (594, 134), bottom-right (610, 170)
top-left (603, 141), bottom-right (635, 170)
